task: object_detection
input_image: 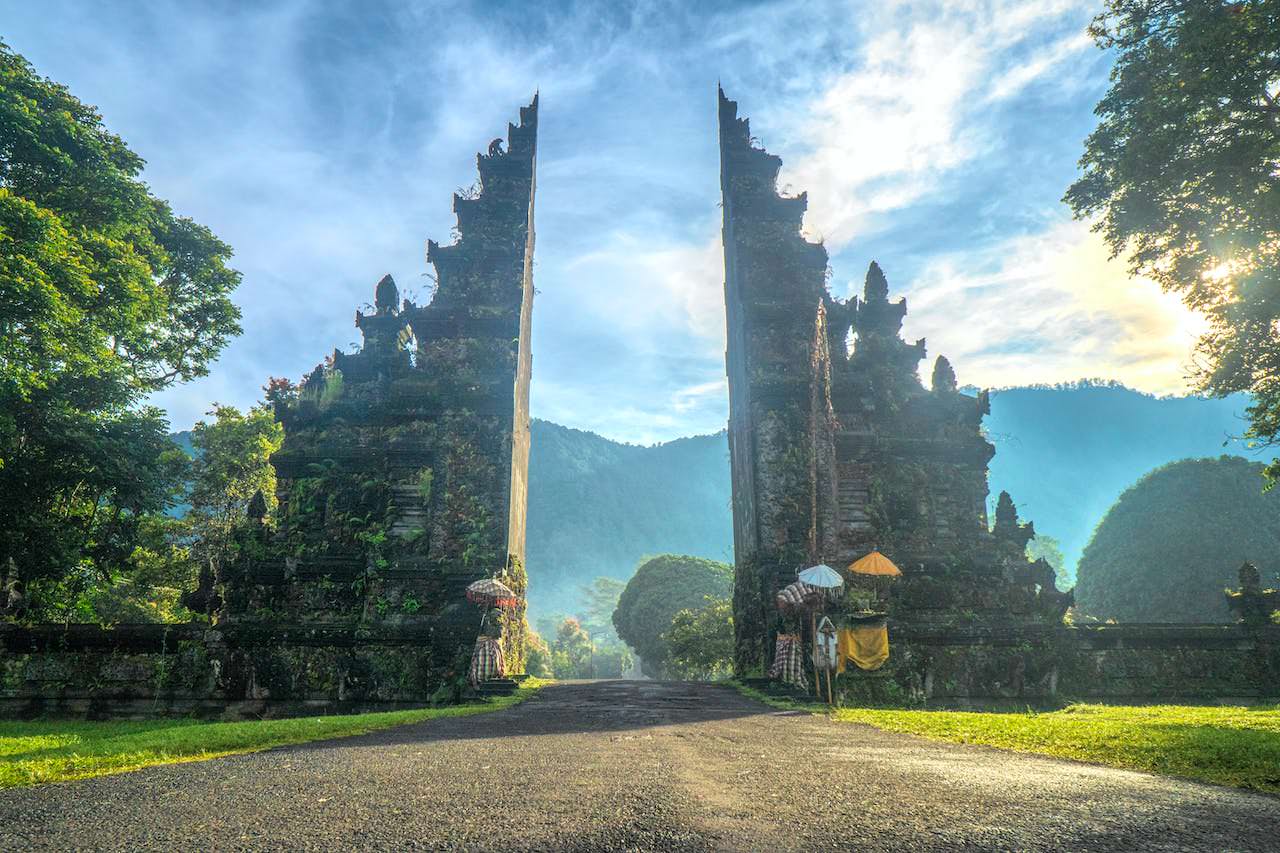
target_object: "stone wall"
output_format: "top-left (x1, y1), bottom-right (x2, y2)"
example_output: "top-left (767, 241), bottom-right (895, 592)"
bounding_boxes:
top-left (5, 620), bottom-right (1274, 718)
top-left (0, 622), bottom-right (480, 719)
top-left (835, 623), bottom-right (1280, 706)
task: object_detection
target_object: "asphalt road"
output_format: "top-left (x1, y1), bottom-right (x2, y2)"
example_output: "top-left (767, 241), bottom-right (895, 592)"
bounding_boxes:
top-left (1, 680), bottom-right (1277, 851)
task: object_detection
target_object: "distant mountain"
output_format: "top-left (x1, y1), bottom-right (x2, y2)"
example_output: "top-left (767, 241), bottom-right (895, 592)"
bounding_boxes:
top-left (1073, 455), bottom-right (1280, 622)
top-left (526, 383), bottom-right (1268, 612)
top-left (984, 382), bottom-right (1267, 580)
top-left (525, 421), bottom-right (733, 617)
top-left (169, 383), bottom-right (1269, 618)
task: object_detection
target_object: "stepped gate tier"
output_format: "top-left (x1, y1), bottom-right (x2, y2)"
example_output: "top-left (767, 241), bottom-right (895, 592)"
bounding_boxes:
top-left (0, 91), bottom-right (1275, 718)
top-left (717, 86), bottom-right (1275, 703)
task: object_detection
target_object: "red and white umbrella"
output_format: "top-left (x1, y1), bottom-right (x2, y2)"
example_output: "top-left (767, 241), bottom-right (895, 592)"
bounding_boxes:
top-left (466, 578), bottom-right (521, 609)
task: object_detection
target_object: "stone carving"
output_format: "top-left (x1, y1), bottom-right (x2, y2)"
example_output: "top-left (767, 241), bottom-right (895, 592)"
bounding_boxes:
top-left (213, 95), bottom-right (539, 700)
top-left (718, 88), bottom-right (1070, 673)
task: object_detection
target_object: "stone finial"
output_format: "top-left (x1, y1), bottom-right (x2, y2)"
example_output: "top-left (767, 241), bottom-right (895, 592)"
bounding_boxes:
top-left (1240, 561), bottom-right (1262, 593)
top-left (993, 491), bottom-right (1035, 548)
top-left (932, 355), bottom-right (958, 393)
top-left (374, 274), bottom-right (399, 315)
top-left (864, 261), bottom-right (889, 303)
top-left (1227, 561), bottom-right (1277, 627)
top-left (247, 490), bottom-right (268, 522)
top-left (994, 491), bottom-right (1017, 529)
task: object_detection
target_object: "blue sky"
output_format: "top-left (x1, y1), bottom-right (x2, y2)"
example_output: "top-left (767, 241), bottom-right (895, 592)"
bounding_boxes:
top-left (6, 0), bottom-right (1206, 444)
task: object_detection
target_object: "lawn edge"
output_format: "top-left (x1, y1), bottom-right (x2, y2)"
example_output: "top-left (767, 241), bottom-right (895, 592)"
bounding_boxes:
top-left (1, 677), bottom-right (550, 790)
top-left (724, 679), bottom-right (1280, 797)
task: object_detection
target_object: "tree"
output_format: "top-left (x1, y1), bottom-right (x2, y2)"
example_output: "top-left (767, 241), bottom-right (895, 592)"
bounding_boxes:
top-left (1075, 456), bottom-right (1280, 621)
top-left (1026, 534), bottom-right (1070, 589)
top-left (185, 404), bottom-right (283, 595)
top-left (578, 576), bottom-right (626, 644)
top-left (612, 554), bottom-right (733, 677)
top-left (1064, 1), bottom-right (1280, 479)
top-left (0, 42), bottom-right (242, 613)
top-left (664, 596), bottom-right (733, 680)
top-left (524, 629), bottom-right (554, 678)
top-left (550, 617), bottom-right (594, 679)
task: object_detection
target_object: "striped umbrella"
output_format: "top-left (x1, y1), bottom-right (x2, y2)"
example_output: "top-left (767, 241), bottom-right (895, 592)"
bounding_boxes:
top-left (775, 580), bottom-right (821, 612)
top-left (466, 577), bottom-right (521, 609)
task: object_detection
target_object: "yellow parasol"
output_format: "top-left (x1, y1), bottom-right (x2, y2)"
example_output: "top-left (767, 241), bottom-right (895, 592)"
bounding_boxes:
top-left (847, 550), bottom-right (902, 577)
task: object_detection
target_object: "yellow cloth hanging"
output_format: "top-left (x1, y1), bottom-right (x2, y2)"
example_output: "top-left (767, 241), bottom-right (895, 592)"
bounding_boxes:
top-left (837, 625), bottom-right (889, 672)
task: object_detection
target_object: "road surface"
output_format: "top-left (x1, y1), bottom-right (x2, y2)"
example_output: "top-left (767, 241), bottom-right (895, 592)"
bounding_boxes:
top-left (1, 680), bottom-right (1277, 851)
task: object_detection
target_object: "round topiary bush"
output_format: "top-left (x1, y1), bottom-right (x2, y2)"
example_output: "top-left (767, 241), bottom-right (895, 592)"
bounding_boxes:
top-left (612, 554), bottom-right (733, 677)
top-left (1074, 455), bottom-right (1280, 622)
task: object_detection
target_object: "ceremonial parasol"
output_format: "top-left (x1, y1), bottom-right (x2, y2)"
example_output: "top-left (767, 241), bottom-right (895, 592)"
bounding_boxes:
top-left (847, 551), bottom-right (902, 577)
top-left (798, 563), bottom-right (845, 588)
top-left (775, 580), bottom-right (821, 612)
top-left (797, 564), bottom-right (844, 702)
top-left (466, 577), bottom-right (521, 609)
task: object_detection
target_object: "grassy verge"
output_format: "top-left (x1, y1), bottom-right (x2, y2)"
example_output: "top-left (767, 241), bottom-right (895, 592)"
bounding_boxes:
top-left (730, 682), bottom-right (1280, 794)
top-left (0, 678), bottom-right (548, 789)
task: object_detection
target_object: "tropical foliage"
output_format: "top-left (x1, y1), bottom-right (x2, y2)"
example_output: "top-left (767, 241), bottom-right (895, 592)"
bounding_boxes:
top-left (1075, 456), bottom-right (1280, 622)
top-left (0, 41), bottom-right (241, 618)
top-left (1065, 1), bottom-right (1280, 481)
top-left (664, 596), bottom-right (733, 681)
top-left (183, 404), bottom-right (283, 599)
top-left (612, 554), bottom-right (733, 677)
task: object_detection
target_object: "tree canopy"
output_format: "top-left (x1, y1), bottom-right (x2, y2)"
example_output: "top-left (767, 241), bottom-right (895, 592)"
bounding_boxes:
top-left (1074, 455), bottom-right (1280, 622)
top-left (612, 554), bottom-right (732, 677)
top-left (0, 42), bottom-right (242, 615)
top-left (664, 596), bottom-right (733, 681)
top-left (1064, 1), bottom-right (1280, 478)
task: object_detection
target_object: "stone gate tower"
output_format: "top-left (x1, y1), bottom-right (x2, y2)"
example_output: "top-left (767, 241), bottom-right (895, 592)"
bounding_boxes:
top-left (212, 97), bottom-right (539, 707)
top-left (719, 88), bottom-right (1069, 676)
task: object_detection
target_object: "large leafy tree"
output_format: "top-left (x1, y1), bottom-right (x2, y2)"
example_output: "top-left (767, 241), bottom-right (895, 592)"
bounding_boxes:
top-left (185, 404), bottom-right (283, 598)
top-left (1075, 455), bottom-right (1280, 621)
top-left (0, 42), bottom-right (241, 615)
top-left (612, 554), bottom-right (733, 677)
top-left (1065, 1), bottom-right (1280, 475)
top-left (664, 596), bottom-right (733, 681)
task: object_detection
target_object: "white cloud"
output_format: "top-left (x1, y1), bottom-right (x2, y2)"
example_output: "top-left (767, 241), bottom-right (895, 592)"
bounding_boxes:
top-left (898, 220), bottom-right (1207, 394)
top-left (773, 0), bottom-right (1096, 247)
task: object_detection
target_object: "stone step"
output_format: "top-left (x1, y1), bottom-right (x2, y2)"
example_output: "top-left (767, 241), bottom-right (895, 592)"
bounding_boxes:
top-left (476, 678), bottom-right (518, 697)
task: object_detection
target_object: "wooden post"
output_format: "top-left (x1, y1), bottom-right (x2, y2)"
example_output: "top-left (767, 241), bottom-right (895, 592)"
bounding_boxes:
top-left (810, 610), bottom-right (820, 700)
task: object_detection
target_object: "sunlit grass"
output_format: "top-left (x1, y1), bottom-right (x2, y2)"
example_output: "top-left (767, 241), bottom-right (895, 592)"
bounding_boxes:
top-left (0, 678), bottom-right (547, 789)
top-left (731, 682), bottom-right (1280, 793)
top-left (834, 703), bottom-right (1280, 794)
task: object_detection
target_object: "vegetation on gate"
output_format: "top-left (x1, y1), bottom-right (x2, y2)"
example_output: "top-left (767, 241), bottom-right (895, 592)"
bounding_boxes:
top-left (0, 41), bottom-right (242, 620)
top-left (613, 554), bottom-right (733, 678)
top-left (1065, 0), bottom-right (1280, 484)
top-left (1075, 456), bottom-right (1280, 622)
top-left (0, 678), bottom-right (547, 789)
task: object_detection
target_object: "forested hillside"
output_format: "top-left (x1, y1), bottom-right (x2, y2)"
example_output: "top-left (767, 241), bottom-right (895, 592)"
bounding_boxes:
top-left (525, 383), bottom-right (1268, 614)
top-left (1074, 457), bottom-right (1280, 622)
top-left (984, 383), bottom-right (1266, 578)
top-left (172, 383), bottom-right (1267, 618)
top-left (525, 421), bottom-right (732, 616)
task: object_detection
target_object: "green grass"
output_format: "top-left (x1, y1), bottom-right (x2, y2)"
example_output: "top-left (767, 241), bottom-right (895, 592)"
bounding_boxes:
top-left (0, 678), bottom-right (547, 789)
top-left (730, 682), bottom-right (1280, 794)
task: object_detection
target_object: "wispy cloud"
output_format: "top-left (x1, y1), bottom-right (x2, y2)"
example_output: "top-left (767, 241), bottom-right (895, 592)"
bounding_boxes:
top-left (5, 0), bottom-right (1200, 445)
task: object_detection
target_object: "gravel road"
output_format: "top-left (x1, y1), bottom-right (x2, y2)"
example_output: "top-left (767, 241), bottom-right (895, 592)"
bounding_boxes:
top-left (1, 680), bottom-right (1277, 851)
